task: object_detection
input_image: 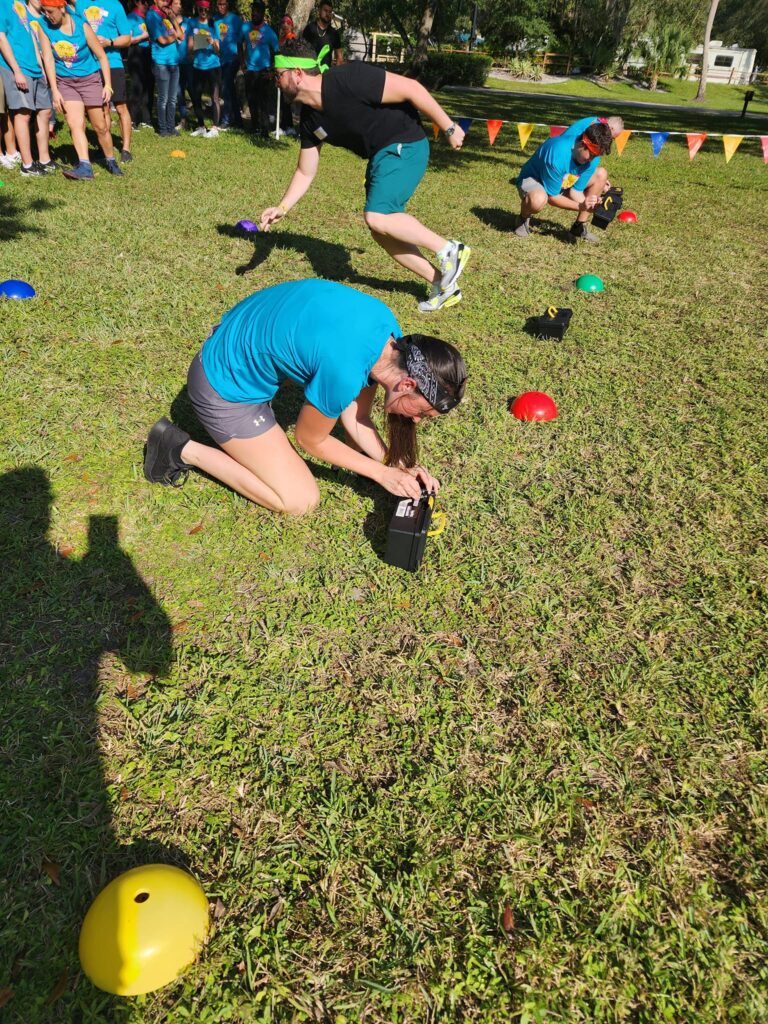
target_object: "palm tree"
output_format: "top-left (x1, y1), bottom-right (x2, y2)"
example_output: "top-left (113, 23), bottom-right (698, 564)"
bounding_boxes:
top-left (638, 23), bottom-right (695, 90)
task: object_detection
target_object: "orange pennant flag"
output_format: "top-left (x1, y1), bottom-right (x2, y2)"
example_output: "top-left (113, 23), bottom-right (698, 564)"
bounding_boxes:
top-left (722, 135), bottom-right (743, 163)
top-left (432, 122), bottom-right (440, 140)
top-left (686, 133), bottom-right (706, 160)
top-left (486, 119), bottom-right (503, 145)
top-left (517, 123), bottom-right (534, 151)
top-left (614, 129), bottom-right (631, 156)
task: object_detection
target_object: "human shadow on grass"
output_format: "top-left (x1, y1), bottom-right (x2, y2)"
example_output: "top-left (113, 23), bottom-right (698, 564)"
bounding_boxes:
top-left (215, 224), bottom-right (425, 299)
top-left (471, 205), bottom-right (518, 233)
top-left (0, 194), bottom-right (59, 241)
top-left (0, 467), bottom-right (187, 1023)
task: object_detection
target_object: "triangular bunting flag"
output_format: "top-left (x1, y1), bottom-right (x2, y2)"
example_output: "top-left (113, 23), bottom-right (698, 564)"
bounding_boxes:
top-left (614, 129), bottom-right (631, 156)
top-left (762, 137), bottom-right (768, 164)
top-left (486, 119), bottom-right (503, 145)
top-left (456, 117), bottom-right (472, 137)
top-left (686, 133), bottom-right (706, 160)
top-left (432, 122), bottom-right (439, 140)
top-left (550, 125), bottom-right (566, 137)
top-left (517, 123), bottom-right (534, 150)
top-left (722, 135), bottom-right (743, 163)
top-left (650, 132), bottom-right (669, 158)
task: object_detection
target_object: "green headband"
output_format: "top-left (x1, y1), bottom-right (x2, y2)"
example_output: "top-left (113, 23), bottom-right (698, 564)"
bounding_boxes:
top-left (274, 44), bottom-right (330, 72)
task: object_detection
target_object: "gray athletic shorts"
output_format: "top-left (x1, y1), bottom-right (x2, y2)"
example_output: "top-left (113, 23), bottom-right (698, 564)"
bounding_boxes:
top-left (187, 351), bottom-right (276, 446)
top-left (0, 68), bottom-right (52, 111)
top-left (516, 176), bottom-right (546, 200)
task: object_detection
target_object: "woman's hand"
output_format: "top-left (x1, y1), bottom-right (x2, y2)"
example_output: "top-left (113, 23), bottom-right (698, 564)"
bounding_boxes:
top-left (102, 83), bottom-right (113, 105)
top-left (408, 465), bottom-right (440, 494)
top-left (52, 89), bottom-right (64, 113)
top-left (259, 205), bottom-right (286, 231)
top-left (13, 70), bottom-right (29, 92)
top-left (380, 466), bottom-right (427, 501)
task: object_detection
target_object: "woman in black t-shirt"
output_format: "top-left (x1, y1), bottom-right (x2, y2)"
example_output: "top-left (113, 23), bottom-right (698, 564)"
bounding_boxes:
top-left (259, 40), bottom-right (472, 315)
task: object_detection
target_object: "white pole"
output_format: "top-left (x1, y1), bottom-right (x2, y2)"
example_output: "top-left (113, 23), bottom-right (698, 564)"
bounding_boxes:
top-left (275, 86), bottom-right (281, 140)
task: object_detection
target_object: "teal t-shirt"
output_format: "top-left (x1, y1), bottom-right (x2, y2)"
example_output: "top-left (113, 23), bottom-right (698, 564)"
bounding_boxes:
top-left (127, 9), bottom-right (149, 49)
top-left (0, 0), bottom-right (43, 78)
top-left (241, 19), bottom-right (277, 72)
top-left (76, 0), bottom-right (129, 68)
top-left (146, 6), bottom-right (178, 65)
top-left (213, 10), bottom-right (241, 63)
top-left (201, 280), bottom-right (401, 419)
top-left (186, 17), bottom-right (219, 70)
top-left (178, 14), bottom-right (191, 63)
top-left (518, 130), bottom-right (599, 196)
top-left (561, 116), bottom-right (598, 140)
top-left (40, 11), bottom-right (100, 78)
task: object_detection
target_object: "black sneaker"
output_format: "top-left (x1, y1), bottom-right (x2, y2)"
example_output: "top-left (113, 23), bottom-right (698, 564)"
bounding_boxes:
top-left (39, 160), bottom-right (59, 174)
top-left (20, 162), bottom-right (44, 177)
top-left (120, 149), bottom-right (133, 163)
top-left (570, 220), bottom-right (599, 243)
top-left (143, 417), bottom-right (192, 487)
top-left (105, 158), bottom-right (124, 176)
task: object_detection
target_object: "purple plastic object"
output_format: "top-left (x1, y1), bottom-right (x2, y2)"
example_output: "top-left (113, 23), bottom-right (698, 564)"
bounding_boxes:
top-left (236, 219), bottom-right (259, 233)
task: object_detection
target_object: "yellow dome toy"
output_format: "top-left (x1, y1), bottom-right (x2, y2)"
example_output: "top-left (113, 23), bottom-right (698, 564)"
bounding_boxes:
top-left (79, 864), bottom-right (210, 996)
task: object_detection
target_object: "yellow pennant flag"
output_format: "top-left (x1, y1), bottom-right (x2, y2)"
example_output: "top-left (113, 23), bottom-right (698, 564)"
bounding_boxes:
top-left (722, 135), bottom-right (743, 163)
top-left (614, 129), bottom-right (631, 156)
top-left (432, 121), bottom-right (440, 140)
top-left (517, 123), bottom-right (534, 151)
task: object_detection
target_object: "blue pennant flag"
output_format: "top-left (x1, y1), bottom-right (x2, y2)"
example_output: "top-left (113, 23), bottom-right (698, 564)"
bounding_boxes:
top-left (650, 132), bottom-right (670, 158)
top-left (456, 117), bottom-right (473, 137)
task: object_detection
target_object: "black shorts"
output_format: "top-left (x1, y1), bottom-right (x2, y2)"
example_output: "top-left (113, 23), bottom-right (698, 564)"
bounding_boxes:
top-left (187, 352), bottom-right (276, 446)
top-left (111, 67), bottom-right (127, 105)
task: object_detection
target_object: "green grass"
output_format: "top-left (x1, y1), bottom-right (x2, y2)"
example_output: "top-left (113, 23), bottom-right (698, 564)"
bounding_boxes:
top-left (1, 104), bottom-right (767, 1024)
top-left (481, 74), bottom-right (768, 116)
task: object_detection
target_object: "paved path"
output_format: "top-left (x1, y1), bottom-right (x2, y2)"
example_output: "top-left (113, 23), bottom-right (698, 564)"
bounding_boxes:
top-left (446, 83), bottom-right (768, 121)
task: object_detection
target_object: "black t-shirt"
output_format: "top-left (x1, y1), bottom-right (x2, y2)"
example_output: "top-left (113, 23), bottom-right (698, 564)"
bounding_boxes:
top-left (299, 62), bottom-right (425, 159)
top-left (302, 19), bottom-right (342, 61)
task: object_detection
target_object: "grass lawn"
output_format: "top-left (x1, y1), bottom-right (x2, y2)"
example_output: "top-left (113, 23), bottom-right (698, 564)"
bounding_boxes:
top-left (1, 98), bottom-right (767, 1024)
top-left (481, 74), bottom-right (768, 117)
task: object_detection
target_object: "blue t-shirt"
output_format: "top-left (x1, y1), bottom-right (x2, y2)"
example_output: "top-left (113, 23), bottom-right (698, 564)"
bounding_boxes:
top-left (146, 6), bottom-right (178, 65)
top-left (518, 130), bottom-right (599, 196)
top-left (213, 10), bottom-right (241, 63)
top-left (186, 17), bottom-right (219, 69)
top-left (561, 116), bottom-right (598, 139)
top-left (177, 14), bottom-right (191, 63)
top-left (127, 9), bottom-right (149, 49)
top-left (40, 11), bottom-right (99, 77)
top-left (241, 19), bottom-right (277, 72)
top-left (0, 0), bottom-right (43, 78)
top-left (76, 0), bottom-right (130, 69)
top-left (201, 280), bottom-right (401, 418)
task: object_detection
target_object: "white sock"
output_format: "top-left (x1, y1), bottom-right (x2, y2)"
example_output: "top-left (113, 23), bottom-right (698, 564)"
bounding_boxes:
top-left (436, 241), bottom-right (453, 261)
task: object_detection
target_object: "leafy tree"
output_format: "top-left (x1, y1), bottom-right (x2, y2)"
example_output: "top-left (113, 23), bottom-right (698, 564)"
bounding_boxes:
top-left (637, 21), bottom-right (695, 87)
top-left (714, 0), bottom-right (768, 66)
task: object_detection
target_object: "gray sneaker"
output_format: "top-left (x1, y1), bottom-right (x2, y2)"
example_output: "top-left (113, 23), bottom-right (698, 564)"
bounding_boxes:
top-left (514, 216), bottom-right (531, 238)
top-left (570, 220), bottom-right (599, 243)
top-left (418, 280), bottom-right (463, 314)
top-left (438, 240), bottom-right (471, 292)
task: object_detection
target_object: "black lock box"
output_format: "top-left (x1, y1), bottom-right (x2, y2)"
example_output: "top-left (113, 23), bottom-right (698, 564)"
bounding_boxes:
top-left (384, 489), bottom-right (436, 571)
top-left (592, 185), bottom-right (624, 229)
top-left (529, 305), bottom-right (572, 340)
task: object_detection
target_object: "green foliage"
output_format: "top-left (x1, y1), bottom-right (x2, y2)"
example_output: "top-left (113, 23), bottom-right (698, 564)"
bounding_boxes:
top-left (502, 56), bottom-right (545, 80)
top-left (418, 51), bottom-right (492, 89)
top-left (715, 0), bottom-right (768, 65)
top-left (636, 22), bottom-right (696, 87)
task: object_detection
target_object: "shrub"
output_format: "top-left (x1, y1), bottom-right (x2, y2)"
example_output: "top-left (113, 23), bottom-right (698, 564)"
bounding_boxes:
top-left (505, 57), bottom-right (543, 81)
top-left (417, 51), bottom-right (492, 89)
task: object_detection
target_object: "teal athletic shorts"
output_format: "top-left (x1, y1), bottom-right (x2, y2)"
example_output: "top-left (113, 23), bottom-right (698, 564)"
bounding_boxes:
top-left (364, 137), bottom-right (430, 215)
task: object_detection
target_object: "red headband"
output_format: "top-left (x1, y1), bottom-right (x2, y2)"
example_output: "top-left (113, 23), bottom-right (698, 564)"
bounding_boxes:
top-left (581, 133), bottom-right (602, 157)
top-left (42, 0), bottom-right (67, 7)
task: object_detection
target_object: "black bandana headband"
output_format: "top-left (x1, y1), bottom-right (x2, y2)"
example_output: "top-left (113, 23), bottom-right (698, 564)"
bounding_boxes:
top-left (399, 337), bottom-right (463, 414)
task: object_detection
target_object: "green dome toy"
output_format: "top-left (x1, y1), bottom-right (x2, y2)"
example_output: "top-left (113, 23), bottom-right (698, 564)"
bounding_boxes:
top-left (575, 274), bottom-right (605, 293)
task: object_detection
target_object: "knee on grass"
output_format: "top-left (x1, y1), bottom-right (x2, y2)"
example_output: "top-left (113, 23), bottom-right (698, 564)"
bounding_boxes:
top-left (279, 484), bottom-right (320, 517)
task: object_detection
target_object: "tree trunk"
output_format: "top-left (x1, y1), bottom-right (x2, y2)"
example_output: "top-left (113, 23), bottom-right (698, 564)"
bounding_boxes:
top-left (387, 6), bottom-right (414, 55)
top-left (695, 0), bottom-right (721, 101)
top-left (286, 0), bottom-right (315, 35)
top-left (650, 70), bottom-right (659, 89)
top-left (411, 0), bottom-right (437, 71)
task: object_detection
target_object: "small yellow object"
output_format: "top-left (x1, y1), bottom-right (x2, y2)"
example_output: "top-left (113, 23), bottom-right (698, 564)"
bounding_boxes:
top-left (170, 149), bottom-right (187, 158)
top-left (547, 305), bottom-right (558, 318)
top-left (79, 864), bottom-right (209, 996)
top-left (427, 510), bottom-right (447, 538)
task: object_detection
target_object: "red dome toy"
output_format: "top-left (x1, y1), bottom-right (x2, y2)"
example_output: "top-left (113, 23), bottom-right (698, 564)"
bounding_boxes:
top-left (510, 392), bottom-right (558, 422)
top-left (618, 210), bottom-right (637, 223)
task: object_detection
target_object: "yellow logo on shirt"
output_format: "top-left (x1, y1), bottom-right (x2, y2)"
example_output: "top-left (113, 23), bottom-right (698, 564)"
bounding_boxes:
top-left (218, 22), bottom-right (228, 35)
top-left (84, 5), bottom-right (107, 28)
top-left (53, 39), bottom-right (78, 65)
top-left (162, 17), bottom-right (172, 30)
top-left (140, 20), bottom-right (146, 31)
top-left (249, 29), bottom-right (261, 43)
top-left (13, 1), bottom-right (28, 24)
top-left (562, 173), bottom-right (579, 189)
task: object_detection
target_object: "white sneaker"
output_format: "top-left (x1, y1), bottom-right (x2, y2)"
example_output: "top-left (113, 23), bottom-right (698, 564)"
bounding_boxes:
top-left (6, 152), bottom-right (21, 165)
top-left (0, 154), bottom-right (15, 169)
top-left (190, 126), bottom-right (207, 137)
top-left (437, 240), bottom-right (471, 292)
top-left (418, 280), bottom-right (463, 314)
top-left (205, 127), bottom-right (219, 138)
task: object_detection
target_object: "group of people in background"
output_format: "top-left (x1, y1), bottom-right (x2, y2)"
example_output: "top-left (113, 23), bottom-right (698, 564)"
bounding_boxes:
top-left (0, 0), bottom-right (345, 177)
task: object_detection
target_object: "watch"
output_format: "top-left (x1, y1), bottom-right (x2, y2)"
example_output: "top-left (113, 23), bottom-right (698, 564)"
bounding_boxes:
top-left (444, 123), bottom-right (456, 137)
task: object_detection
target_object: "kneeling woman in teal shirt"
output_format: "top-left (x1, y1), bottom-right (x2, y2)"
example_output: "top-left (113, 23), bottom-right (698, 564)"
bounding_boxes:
top-left (144, 279), bottom-right (467, 515)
